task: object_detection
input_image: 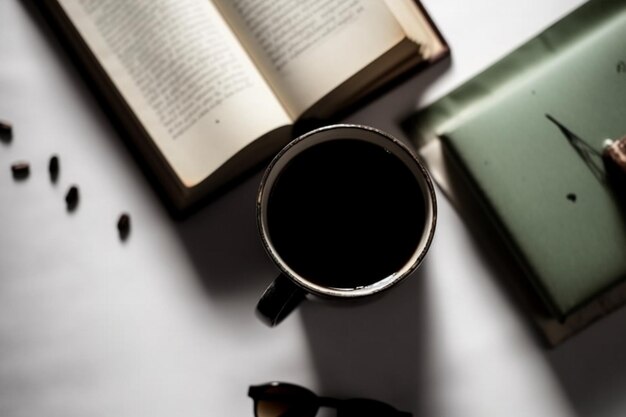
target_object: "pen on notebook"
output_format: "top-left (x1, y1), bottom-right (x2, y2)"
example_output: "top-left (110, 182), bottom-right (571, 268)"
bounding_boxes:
top-left (602, 136), bottom-right (626, 196)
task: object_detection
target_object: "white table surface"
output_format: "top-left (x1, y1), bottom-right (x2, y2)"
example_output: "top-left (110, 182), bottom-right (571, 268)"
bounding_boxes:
top-left (3, 1), bottom-right (625, 416)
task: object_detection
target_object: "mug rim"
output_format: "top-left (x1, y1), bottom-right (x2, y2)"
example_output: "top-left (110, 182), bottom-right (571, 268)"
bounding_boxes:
top-left (257, 124), bottom-right (437, 299)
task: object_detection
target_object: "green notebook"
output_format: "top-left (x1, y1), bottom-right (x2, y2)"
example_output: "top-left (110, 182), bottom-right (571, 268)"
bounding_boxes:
top-left (407, 0), bottom-right (626, 344)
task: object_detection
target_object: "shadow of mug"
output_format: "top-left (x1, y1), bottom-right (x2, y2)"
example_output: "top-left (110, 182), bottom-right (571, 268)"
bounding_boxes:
top-left (254, 124), bottom-right (437, 326)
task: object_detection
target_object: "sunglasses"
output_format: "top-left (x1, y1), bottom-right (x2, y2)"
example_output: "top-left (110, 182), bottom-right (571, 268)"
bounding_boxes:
top-left (248, 382), bottom-right (412, 417)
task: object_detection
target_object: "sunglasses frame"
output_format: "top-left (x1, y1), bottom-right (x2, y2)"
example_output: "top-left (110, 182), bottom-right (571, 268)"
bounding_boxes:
top-left (248, 382), bottom-right (412, 417)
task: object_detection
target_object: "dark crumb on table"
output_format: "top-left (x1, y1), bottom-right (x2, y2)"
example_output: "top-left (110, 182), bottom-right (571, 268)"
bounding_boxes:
top-left (566, 193), bottom-right (577, 202)
top-left (0, 120), bottom-right (12, 142)
top-left (117, 213), bottom-right (131, 240)
top-left (11, 161), bottom-right (30, 179)
top-left (49, 155), bottom-right (59, 183)
top-left (65, 185), bottom-right (79, 211)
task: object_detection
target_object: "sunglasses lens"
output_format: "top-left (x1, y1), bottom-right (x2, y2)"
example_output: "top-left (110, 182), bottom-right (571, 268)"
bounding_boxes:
top-left (256, 399), bottom-right (318, 417)
top-left (256, 400), bottom-right (291, 417)
top-left (253, 384), bottom-right (318, 417)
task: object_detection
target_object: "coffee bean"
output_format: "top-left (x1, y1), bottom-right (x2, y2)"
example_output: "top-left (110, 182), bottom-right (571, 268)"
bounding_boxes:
top-left (11, 161), bottom-right (30, 179)
top-left (117, 213), bottom-right (131, 240)
top-left (65, 185), bottom-right (79, 211)
top-left (0, 120), bottom-right (12, 142)
top-left (0, 120), bottom-right (11, 132)
top-left (49, 155), bottom-right (59, 183)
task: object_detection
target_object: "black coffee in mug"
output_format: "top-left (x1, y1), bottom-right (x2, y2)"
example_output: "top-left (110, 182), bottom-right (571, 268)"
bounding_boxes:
top-left (266, 139), bottom-right (426, 289)
top-left (256, 125), bottom-right (436, 327)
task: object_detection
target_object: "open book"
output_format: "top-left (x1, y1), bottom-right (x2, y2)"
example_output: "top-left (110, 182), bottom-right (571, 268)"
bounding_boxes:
top-left (39, 0), bottom-right (448, 211)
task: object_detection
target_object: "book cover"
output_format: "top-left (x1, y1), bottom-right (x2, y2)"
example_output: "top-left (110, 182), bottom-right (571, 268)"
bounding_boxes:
top-left (407, 0), bottom-right (626, 344)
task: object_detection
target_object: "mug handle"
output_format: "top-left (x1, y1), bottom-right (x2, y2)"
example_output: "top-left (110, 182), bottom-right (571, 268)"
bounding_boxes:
top-left (256, 274), bottom-right (307, 327)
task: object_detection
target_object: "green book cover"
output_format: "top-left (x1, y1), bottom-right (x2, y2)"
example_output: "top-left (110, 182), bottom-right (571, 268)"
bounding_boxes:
top-left (407, 0), bottom-right (626, 341)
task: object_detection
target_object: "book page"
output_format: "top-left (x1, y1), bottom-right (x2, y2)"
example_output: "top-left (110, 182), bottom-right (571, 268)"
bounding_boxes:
top-left (214, 0), bottom-right (406, 118)
top-left (383, 0), bottom-right (446, 58)
top-left (58, 0), bottom-right (291, 187)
